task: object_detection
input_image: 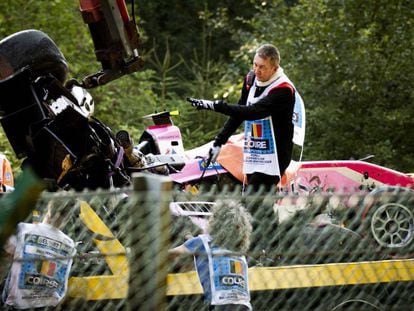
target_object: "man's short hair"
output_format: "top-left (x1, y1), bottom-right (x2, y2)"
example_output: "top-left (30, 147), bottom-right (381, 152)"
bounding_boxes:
top-left (256, 44), bottom-right (280, 67)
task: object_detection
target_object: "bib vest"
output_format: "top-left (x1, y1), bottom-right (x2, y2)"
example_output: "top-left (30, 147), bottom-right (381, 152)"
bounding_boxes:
top-left (199, 234), bottom-right (252, 309)
top-left (244, 75), bottom-right (289, 176)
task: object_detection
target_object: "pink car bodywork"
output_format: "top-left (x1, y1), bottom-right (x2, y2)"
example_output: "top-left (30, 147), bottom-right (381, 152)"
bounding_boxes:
top-left (143, 122), bottom-right (227, 184)
top-left (283, 160), bottom-right (414, 194)
top-left (144, 121), bottom-right (414, 191)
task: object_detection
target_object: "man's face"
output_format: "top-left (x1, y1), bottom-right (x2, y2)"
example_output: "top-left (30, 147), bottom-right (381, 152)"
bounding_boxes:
top-left (253, 54), bottom-right (277, 82)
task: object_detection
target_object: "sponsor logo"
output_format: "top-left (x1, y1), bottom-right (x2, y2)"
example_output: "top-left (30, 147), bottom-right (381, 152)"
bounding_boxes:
top-left (244, 138), bottom-right (269, 150)
top-left (25, 234), bottom-right (61, 250)
top-left (24, 234), bottom-right (73, 254)
top-left (198, 160), bottom-right (223, 171)
top-left (292, 111), bottom-right (299, 123)
top-left (24, 274), bottom-right (60, 289)
top-left (220, 275), bottom-right (246, 288)
top-left (4, 172), bottom-right (12, 181)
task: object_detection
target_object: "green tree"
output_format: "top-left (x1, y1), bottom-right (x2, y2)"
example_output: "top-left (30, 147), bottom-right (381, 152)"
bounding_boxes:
top-left (134, 1), bottom-right (260, 149)
top-left (236, 0), bottom-right (414, 172)
top-left (0, 0), bottom-right (412, 176)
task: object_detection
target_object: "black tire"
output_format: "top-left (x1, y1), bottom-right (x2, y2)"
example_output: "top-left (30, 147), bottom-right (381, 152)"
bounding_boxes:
top-left (0, 29), bottom-right (68, 83)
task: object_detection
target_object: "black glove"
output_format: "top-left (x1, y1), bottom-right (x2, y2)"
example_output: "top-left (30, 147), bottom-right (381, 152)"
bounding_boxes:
top-left (186, 97), bottom-right (220, 110)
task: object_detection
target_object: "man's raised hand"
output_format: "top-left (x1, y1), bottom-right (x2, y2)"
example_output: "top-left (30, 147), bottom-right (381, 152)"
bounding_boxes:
top-left (186, 97), bottom-right (219, 111)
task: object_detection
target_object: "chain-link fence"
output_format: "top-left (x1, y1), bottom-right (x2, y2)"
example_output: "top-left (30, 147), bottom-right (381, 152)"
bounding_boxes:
top-left (1, 174), bottom-right (414, 310)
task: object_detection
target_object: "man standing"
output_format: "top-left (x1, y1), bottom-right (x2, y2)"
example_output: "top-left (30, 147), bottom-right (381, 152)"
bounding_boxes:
top-left (187, 44), bottom-right (304, 191)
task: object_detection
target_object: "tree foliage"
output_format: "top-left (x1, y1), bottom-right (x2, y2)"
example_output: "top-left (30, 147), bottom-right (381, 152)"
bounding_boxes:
top-left (235, 0), bottom-right (414, 171)
top-left (0, 0), bottom-right (412, 174)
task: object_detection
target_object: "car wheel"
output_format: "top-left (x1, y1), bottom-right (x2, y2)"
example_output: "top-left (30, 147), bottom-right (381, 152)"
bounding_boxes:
top-left (370, 202), bottom-right (414, 249)
top-left (330, 298), bottom-right (383, 310)
top-left (326, 290), bottom-right (384, 311)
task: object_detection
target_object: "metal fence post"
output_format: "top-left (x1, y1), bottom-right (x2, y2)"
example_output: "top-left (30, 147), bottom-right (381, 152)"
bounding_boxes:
top-left (128, 173), bottom-right (172, 310)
